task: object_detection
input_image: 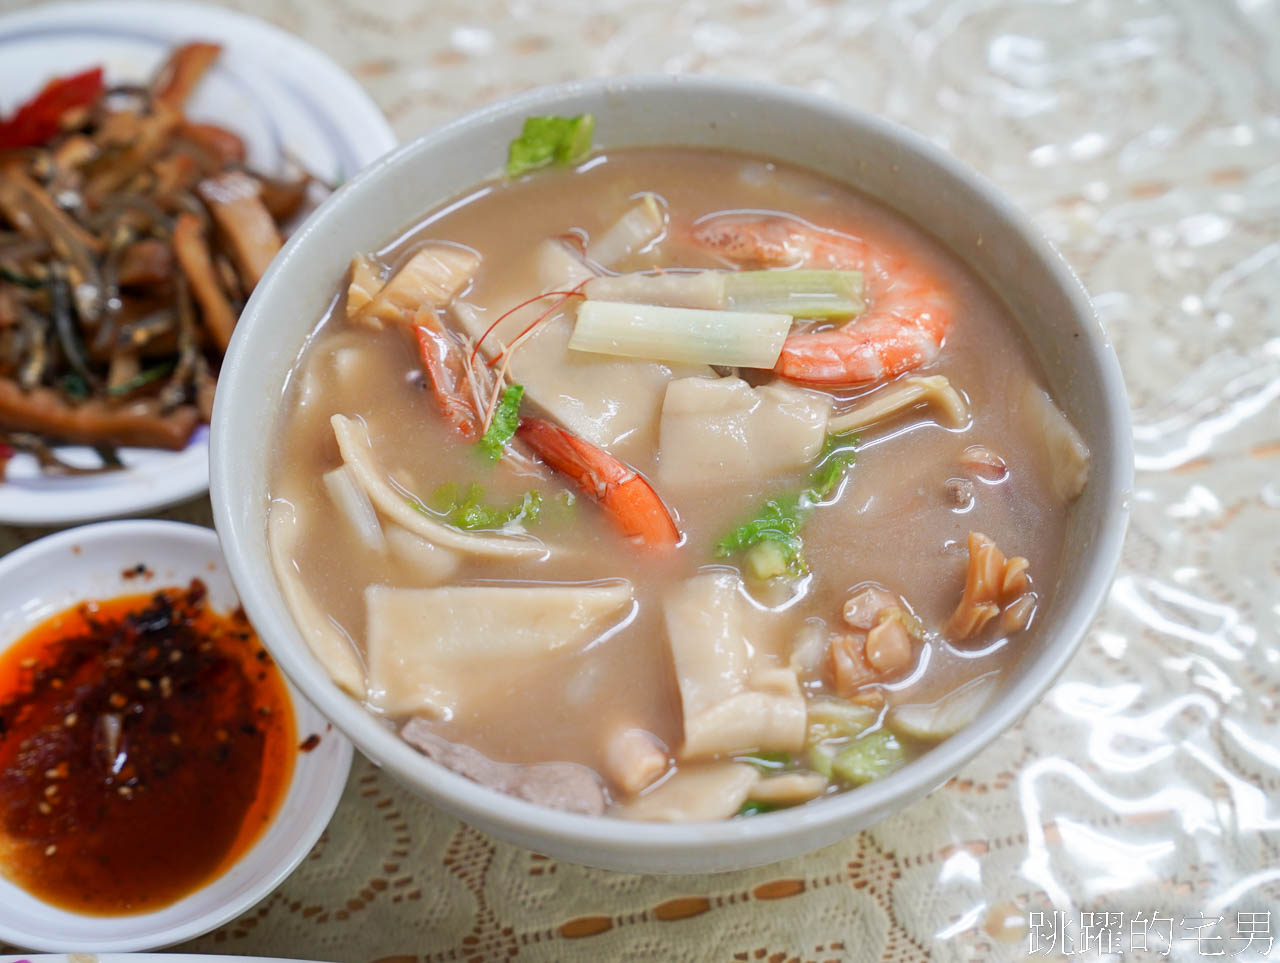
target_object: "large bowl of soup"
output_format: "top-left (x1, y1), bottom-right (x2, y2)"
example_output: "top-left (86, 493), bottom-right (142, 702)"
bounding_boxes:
top-left (210, 76), bottom-right (1131, 873)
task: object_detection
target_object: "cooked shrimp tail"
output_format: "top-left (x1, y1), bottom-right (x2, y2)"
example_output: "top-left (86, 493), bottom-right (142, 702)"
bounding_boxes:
top-left (517, 416), bottom-right (681, 551)
top-left (690, 215), bottom-right (954, 387)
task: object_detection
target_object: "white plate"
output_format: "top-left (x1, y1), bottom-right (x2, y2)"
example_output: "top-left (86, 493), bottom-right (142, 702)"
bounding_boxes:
top-left (0, 1), bottom-right (397, 527)
top-left (0, 521), bottom-right (353, 952)
top-left (1, 958), bottom-right (325, 963)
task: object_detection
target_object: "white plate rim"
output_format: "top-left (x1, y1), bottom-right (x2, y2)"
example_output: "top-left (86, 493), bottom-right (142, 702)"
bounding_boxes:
top-left (0, 0), bottom-right (397, 527)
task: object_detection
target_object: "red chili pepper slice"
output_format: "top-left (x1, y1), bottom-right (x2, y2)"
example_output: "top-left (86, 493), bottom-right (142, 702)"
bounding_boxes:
top-left (0, 67), bottom-right (105, 151)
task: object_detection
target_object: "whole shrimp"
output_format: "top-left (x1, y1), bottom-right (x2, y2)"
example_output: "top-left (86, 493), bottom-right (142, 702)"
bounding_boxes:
top-left (691, 215), bottom-right (953, 387)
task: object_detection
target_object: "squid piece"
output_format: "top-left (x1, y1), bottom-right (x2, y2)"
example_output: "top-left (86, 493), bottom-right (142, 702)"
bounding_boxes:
top-left (657, 376), bottom-right (830, 488)
top-left (604, 728), bottom-right (670, 795)
top-left (662, 572), bottom-right (806, 759)
top-left (197, 171), bottom-right (282, 289)
top-left (364, 581), bottom-right (633, 716)
top-left (619, 763), bottom-right (759, 822)
top-left (1020, 385), bottom-right (1091, 502)
top-left (827, 375), bottom-right (969, 434)
top-left (748, 771), bottom-right (829, 806)
top-left (585, 193), bottom-right (666, 267)
top-left (345, 254), bottom-right (385, 319)
top-left (385, 527), bottom-right (461, 584)
top-left (330, 414), bottom-right (544, 559)
top-left (355, 244), bottom-right (479, 327)
top-left (945, 531), bottom-right (1037, 641)
top-left (267, 500), bottom-right (367, 698)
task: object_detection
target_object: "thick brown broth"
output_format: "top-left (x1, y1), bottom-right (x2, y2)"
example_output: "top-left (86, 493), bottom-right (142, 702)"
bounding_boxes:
top-left (269, 147), bottom-right (1072, 810)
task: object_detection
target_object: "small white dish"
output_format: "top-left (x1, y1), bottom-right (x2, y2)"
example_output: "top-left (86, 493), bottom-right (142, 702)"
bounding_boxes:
top-left (0, 0), bottom-right (397, 527)
top-left (1, 958), bottom-right (324, 963)
top-left (0, 520), bottom-right (352, 953)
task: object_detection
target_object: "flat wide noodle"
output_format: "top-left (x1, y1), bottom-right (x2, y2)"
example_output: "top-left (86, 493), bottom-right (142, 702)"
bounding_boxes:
top-left (619, 762), bottom-right (759, 821)
top-left (366, 581), bottom-right (634, 716)
top-left (331, 414), bottom-right (545, 559)
top-left (1019, 384), bottom-right (1091, 502)
top-left (662, 572), bottom-right (806, 759)
top-left (657, 376), bottom-right (830, 488)
top-left (267, 499), bottom-right (366, 698)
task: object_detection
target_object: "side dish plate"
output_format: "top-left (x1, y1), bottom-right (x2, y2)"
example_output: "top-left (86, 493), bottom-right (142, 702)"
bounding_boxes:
top-left (0, 0), bottom-right (397, 526)
top-left (0, 520), bottom-right (352, 952)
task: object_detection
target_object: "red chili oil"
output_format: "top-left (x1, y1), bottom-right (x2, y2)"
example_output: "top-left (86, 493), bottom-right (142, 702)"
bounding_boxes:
top-left (0, 579), bottom-right (295, 915)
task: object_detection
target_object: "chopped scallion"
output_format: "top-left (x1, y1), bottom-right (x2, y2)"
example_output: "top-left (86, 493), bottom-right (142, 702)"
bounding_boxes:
top-left (714, 431), bottom-right (857, 574)
top-left (423, 481), bottom-right (542, 531)
top-left (724, 270), bottom-right (865, 319)
top-left (570, 300), bottom-right (791, 368)
top-left (830, 730), bottom-right (907, 786)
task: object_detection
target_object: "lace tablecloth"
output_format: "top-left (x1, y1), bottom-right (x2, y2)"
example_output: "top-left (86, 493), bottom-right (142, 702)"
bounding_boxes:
top-left (2, 0), bottom-right (1278, 960)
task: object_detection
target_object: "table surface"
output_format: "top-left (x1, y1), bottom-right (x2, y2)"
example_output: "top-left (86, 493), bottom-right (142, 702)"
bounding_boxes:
top-left (2, 0), bottom-right (1278, 960)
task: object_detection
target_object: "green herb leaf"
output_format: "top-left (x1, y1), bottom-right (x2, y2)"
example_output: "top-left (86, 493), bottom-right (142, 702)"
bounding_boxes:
top-left (424, 481), bottom-right (542, 531)
top-left (107, 361), bottom-right (175, 397)
top-left (714, 494), bottom-right (809, 575)
top-left (713, 431), bottom-right (857, 575)
top-left (477, 384), bottom-right (524, 461)
top-left (736, 800), bottom-right (783, 817)
top-left (506, 114), bottom-right (595, 177)
top-left (807, 429), bottom-right (858, 500)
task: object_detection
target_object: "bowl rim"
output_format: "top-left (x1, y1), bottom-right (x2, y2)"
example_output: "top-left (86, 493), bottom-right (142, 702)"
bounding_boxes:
top-left (211, 74), bottom-right (1132, 862)
top-left (0, 519), bottom-right (353, 950)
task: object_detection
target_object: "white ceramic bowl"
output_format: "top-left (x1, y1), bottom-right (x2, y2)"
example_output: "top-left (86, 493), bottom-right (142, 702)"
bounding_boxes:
top-left (0, 521), bottom-right (352, 951)
top-left (211, 77), bottom-right (1132, 874)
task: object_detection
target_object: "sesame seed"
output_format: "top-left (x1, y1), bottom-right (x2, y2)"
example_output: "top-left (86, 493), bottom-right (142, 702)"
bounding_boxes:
top-left (63, 713), bottom-right (78, 727)
top-left (45, 844), bottom-right (56, 856)
top-left (137, 678), bottom-right (153, 691)
top-left (37, 802), bottom-right (52, 815)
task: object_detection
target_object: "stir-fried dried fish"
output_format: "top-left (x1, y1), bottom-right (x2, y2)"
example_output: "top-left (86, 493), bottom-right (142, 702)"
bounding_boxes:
top-left (0, 43), bottom-right (315, 476)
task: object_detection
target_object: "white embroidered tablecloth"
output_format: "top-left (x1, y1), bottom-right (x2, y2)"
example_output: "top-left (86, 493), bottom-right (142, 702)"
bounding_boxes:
top-left (1, 0), bottom-right (1277, 959)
